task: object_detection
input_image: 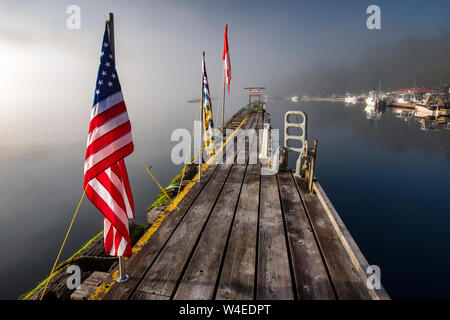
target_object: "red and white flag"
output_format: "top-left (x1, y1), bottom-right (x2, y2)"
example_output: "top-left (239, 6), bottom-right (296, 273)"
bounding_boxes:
top-left (83, 24), bottom-right (135, 257)
top-left (222, 24), bottom-right (231, 93)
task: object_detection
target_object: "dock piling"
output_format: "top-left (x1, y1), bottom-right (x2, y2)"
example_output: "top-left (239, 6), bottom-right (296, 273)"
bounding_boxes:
top-left (308, 139), bottom-right (318, 193)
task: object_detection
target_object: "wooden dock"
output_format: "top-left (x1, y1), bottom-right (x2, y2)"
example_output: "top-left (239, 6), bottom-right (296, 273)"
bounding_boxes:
top-left (87, 109), bottom-right (389, 300)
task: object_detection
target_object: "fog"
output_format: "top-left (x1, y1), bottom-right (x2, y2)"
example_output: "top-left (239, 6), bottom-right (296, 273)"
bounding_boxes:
top-left (286, 32), bottom-right (450, 96)
top-left (1, 0), bottom-right (450, 146)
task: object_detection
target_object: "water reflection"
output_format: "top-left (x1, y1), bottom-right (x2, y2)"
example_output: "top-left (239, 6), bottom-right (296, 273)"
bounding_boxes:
top-left (363, 103), bottom-right (450, 132)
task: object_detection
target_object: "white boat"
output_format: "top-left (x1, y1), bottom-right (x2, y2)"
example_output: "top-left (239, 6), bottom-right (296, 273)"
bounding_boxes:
top-left (415, 92), bottom-right (448, 111)
top-left (291, 96), bottom-right (300, 102)
top-left (365, 91), bottom-right (377, 107)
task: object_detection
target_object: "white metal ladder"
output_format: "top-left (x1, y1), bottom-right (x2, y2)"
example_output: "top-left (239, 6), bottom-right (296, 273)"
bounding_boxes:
top-left (260, 111), bottom-right (308, 176)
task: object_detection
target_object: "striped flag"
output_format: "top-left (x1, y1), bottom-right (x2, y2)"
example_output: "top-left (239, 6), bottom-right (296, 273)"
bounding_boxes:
top-left (202, 53), bottom-right (215, 156)
top-left (222, 24), bottom-right (231, 93)
top-left (83, 24), bottom-right (135, 257)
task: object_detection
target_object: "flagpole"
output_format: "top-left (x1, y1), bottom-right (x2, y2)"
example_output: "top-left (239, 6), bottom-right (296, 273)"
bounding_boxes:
top-left (199, 51), bottom-right (205, 182)
top-left (222, 71), bottom-right (226, 135)
top-left (107, 12), bottom-right (129, 284)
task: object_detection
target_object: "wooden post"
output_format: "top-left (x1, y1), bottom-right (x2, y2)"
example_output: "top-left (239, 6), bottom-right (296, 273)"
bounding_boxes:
top-left (308, 139), bottom-right (318, 193)
top-left (107, 13), bottom-right (115, 59)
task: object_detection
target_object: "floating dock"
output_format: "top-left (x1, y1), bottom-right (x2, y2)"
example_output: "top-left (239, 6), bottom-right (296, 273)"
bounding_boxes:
top-left (80, 107), bottom-right (389, 300)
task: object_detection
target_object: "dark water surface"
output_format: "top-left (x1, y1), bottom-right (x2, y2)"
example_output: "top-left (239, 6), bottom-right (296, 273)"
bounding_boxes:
top-left (0, 100), bottom-right (449, 299)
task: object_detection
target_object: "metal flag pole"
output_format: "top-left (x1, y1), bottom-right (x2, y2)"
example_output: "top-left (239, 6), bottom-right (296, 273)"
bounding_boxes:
top-left (222, 72), bottom-right (226, 135)
top-left (199, 51), bottom-right (205, 182)
top-left (106, 12), bottom-right (129, 283)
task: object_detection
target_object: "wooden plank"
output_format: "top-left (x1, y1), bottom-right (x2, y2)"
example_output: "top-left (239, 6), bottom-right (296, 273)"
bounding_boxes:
top-left (173, 165), bottom-right (246, 300)
top-left (131, 290), bottom-right (170, 300)
top-left (295, 177), bottom-right (372, 300)
top-left (136, 164), bottom-right (233, 298)
top-left (102, 164), bottom-right (219, 300)
top-left (313, 182), bottom-right (390, 300)
top-left (277, 172), bottom-right (335, 299)
top-left (71, 272), bottom-right (110, 300)
top-left (216, 165), bottom-right (260, 300)
top-left (257, 174), bottom-right (294, 300)
top-left (219, 112), bottom-right (255, 165)
top-left (235, 113), bottom-right (257, 162)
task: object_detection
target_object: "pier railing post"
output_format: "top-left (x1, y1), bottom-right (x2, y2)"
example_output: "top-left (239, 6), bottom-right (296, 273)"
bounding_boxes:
top-left (308, 139), bottom-right (318, 193)
top-left (117, 256), bottom-right (129, 283)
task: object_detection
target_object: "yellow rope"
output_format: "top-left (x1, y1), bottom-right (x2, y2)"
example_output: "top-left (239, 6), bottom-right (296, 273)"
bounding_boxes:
top-left (40, 187), bottom-right (87, 300)
top-left (133, 151), bottom-right (179, 212)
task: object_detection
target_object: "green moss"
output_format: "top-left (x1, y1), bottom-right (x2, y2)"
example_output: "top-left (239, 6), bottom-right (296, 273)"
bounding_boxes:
top-left (130, 224), bottom-right (145, 244)
top-left (146, 166), bottom-right (187, 212)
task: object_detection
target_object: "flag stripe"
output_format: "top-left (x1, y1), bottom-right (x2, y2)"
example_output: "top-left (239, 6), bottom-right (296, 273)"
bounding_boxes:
top-left (105, 164), bottom-right (133, 218)
top-left (91, 91), bottom-right (124, 119)
top-left (118, 159), bottom-right (135, 217)
top-left (85, 121), bottom-right (131, 160)
top-left (85, 132), bottom-right (132, 173)
top-left (87, 180), bottom-right (129, 237)
top-left (96, 171), bottom-right (127, 213)
top-left (86, 110), bottom-right (129, 147)
top-left (89, 101), bottom-right (127, 133)
top-left (84, 142), bottom-right (134, 186)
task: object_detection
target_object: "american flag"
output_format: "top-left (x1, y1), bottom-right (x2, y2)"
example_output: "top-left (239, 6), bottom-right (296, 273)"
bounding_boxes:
top-left (202, 53), bottom-right (215, 156)
top-left (222, 24), bottom-right (231, 93)
top-left (83, 24), bottom-right (135, 257)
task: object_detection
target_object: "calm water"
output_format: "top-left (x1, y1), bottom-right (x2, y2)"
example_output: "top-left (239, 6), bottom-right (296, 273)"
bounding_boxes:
top-left (0, 100), bottom-right (449, 299)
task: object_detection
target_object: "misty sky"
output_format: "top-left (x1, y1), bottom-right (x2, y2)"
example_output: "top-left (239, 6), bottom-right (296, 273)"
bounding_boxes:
top-left (1, 0), bottom-right (450, 145)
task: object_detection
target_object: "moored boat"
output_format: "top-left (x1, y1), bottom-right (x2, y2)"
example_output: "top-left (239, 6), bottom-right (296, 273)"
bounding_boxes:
top-left (365, 91), bottom-right (377, 107)
top-left (415, 91), bottom-right (449, 111)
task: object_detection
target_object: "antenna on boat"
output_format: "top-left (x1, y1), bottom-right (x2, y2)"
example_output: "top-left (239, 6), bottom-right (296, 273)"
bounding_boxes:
top-left (377, 80), bottom-right (382, 98)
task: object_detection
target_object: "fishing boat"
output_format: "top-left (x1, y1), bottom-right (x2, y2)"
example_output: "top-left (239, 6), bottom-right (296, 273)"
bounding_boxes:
top-left (365, 91), bottom-right (378, 107)
top-left (415, 91), bottom-right (449, 111)
top-left (392, 88), bottom-right (430, 108)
